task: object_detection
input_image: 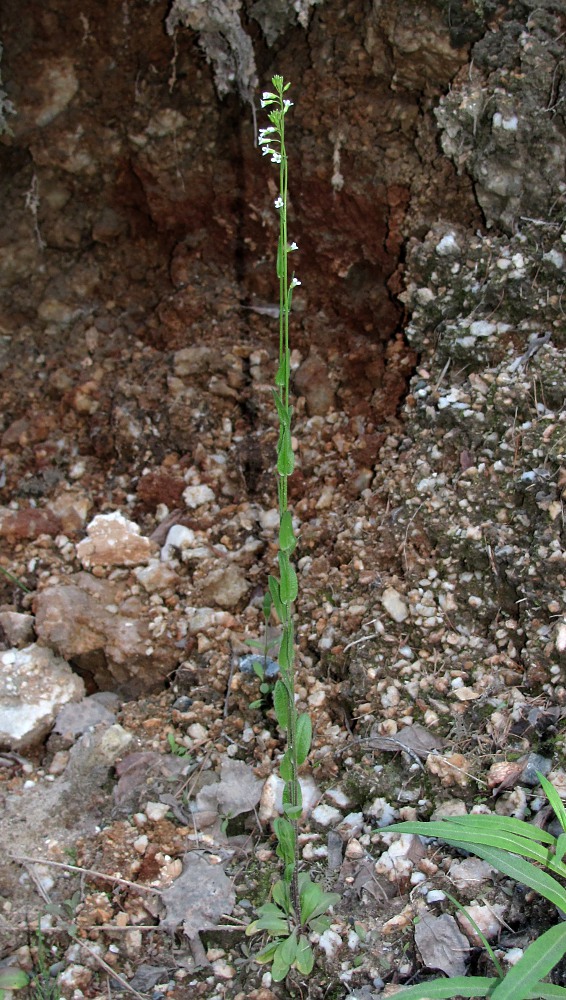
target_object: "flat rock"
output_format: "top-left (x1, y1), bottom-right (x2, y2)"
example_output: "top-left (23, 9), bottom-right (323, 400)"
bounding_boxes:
top-left (199, 564), bottom-right (250, 609)
top-left (0, 643), bottom-right (84, 750)
top-left (34, 572), bottom-right (179, 695)
top-left (0, 610), bottom-right (35, 646)
top-left (76, 512), bottom-right (157, 568)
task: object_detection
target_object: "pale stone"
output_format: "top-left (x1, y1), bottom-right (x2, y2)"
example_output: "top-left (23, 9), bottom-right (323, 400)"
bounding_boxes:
top-left (259, 773), bottom-right (320, 822)
top-left (199, 564), bottom-right (250, 609)
top-left (311, 804), bottom-right (342, 827)
top-left (381, 587), bottom-right (409, 622)
top-left (0, 644), bottom-right (84, 750)
top-left (146, 801), bottom-right (170, 822)
top-left (34, 572), bottom-right (179, 695)
top-left (183, 484), bottom-right (215, 508)
top-left (76, 512), bottom-right (157, 568)
top-left (0, 611), bottom-right (35, 646)
top-left (456, 903), bottom-right (507, 944)
top-left (161, 524), bottom-right (196, 562)
top-left (134, 559), bottom-right (178, 592)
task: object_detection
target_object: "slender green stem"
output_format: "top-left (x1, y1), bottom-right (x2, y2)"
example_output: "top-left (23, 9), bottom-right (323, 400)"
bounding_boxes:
top-left (258, 75), bottom-right (303, 925)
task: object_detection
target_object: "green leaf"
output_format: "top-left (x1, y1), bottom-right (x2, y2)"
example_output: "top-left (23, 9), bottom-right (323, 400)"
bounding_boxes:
top-left (255, 940), bottom-right (281, 964)
top-left (262, 590), bottom-right (272, 621)
top-left (0, 971), bottom-right (29, 992)
top-left (279, 510), bottom-right (296, 553)
top-left (252, 661), bottom-right (265, 679)
top-left (275, 355), bottom-right (289, 389)
top-left (386, 815), bottom-right (555, 846)
top-left (283, 803), bottom-right (302, 820)
top-left (539, 772), bottom-right (566, 834)
top-left (272, 936), bottom-right (294, 982)
top-left (249, 699), bottom-right (263, 709)
top-left (278, 930), bottom-right (298, 967)
top-left (273, 680), bottom-right (290, 730)
top-left (278, 621), bottom-right (294, 672)
top-left (246, 638), bottom-right (264, 650)
top-left (447, 812), bottom-right (556, 845)
top-left (449, 842), bottom-right (566, 912)
top-left (310, 914), bottom-right (333, 934)
top-left (384, 821), bottom-right (560, 872)
top-left (278, 551), bottom-right (298, 604)
top-left (272, 879), bottom-right (291, 914)
top-left (532, 987), bottom-right (566, 998)
top-left (273, 817), bottom-right (296, 865)
top-left (277, 426), bottom-right (295, 476)
top-left (382, 978), bottom-right (499, 999)
top-left (283, 778), bottom-right (302, 811)
top-left (272, 389), bottom-right (290, 427)
top-left (295, 712), bottom-right (312, 765)
top-left (268, 575), bottom-right (284, 620)
top-left (279, 749), bottom-right (294, 782)
top-left (491, 923), bottom-right (566, 1000)
top-left (556, 833), bottom-right (566, 865)
top-left (294, 936), bottom-right (314, 975)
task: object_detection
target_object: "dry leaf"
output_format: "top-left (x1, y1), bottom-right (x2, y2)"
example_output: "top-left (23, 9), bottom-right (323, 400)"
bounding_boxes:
top-left (195, 757), bottom-right (262, 818)
top-left (161, 852), bottom-right (236, 942)
top-left (414, 912), bottom-right (470, 977)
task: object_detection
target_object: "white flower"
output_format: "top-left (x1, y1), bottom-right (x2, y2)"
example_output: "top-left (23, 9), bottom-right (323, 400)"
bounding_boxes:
top-left (288, 242), bottom-right (298, 251)
top-left (284, 100), bottom-right (294, 110)
top-left (263, 91), bottom-right (276, 100)
top-left (258, 127), bottom-right (277, 141)
top-left (290, 277), bottom-right (301, 288)
top-left (274, 196), bottom-right (284, 209)
top-left (271, 152), bottom-right (282, 163)
top-left (262, 146), bottom-right (276, 156)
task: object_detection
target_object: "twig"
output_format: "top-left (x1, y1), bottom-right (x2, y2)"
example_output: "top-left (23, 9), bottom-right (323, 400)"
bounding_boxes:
top-left (79, 938), bottom-right (149, 1000)
top-left (10, 856), bottom-right (162, 896)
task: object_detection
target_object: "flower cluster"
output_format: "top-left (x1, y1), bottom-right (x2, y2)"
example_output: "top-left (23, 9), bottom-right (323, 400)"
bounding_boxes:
top-left (257, 75), bottom-right (301, 302)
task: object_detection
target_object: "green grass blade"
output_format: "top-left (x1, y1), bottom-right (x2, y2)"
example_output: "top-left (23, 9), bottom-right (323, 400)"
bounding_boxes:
top-left (443, 889), bottom-right (504, 979)
top-left (450, 842), bottom-right (566, 912)
top-left (447, 814), bottom-right (556, 845)
top-left (385, 822), bottom-right (555, 867)
top-left (491, 923), bottom-right (566, 1000)
top-left (529, 986), bottom-right (566, 998)
top-left (539, 773), bottom-right (566, 834)
top-left (379, 977), bottom-right (499, 999)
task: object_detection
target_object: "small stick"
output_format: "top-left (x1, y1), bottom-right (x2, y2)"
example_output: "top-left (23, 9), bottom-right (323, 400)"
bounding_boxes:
top-left (10, 855), bottom-right (162, 896)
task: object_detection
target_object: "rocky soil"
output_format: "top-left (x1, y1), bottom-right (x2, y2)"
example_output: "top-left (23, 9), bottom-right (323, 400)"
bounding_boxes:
top-left (0, 0), bottom-right (565, 998)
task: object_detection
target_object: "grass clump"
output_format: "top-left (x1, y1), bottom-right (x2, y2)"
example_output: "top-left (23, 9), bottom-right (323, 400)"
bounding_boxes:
top-left (383, 772), bottom-right (566, 999)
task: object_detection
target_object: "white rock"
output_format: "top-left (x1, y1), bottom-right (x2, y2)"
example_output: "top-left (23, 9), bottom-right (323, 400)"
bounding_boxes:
top-left (183, 484), bottom-right (215, 508)
top-left (318, 929), bottom-right (342, 959)
top-left (435, 232), bottom-right (460, 256)
top-left (161, 524), bottom-right (196, 562)
top-left (457, 903), bottom-right (507, 944)
top-left (381, 587), bottom-right (409, 623)
top-left (145, 801), bottom-right (170, 822)
top-left (0, 644), bottom-right (84, 750)
top-left (365, 797), bottom-right (398, 827)
top-left (135, 558), bottom-right (178, 591)
top-left (259, 508), bottom-right (280, 531)
top-left (77, 512), bottom-right (156, 568)
top-left (336, 812), bottom-right (364, 840)
top-left (325, 786), bottom-right (353, 809)
top-left (259, 773), bottom-right (320, 822)
top-left (311, 804), bottom-right (342, 827)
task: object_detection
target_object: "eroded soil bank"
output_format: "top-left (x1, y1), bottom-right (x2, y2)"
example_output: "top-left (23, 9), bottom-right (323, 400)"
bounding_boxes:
top-left (0, 1), bottom-right (565, 998)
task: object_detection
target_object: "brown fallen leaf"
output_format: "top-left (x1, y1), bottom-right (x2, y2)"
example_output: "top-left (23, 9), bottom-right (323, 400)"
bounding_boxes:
top-left (414, 911), bottom-right (470, 977)
top-left (160, 852), bottom-right (236, 964)
top-left (370, 723), bottom-right (446, 760)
